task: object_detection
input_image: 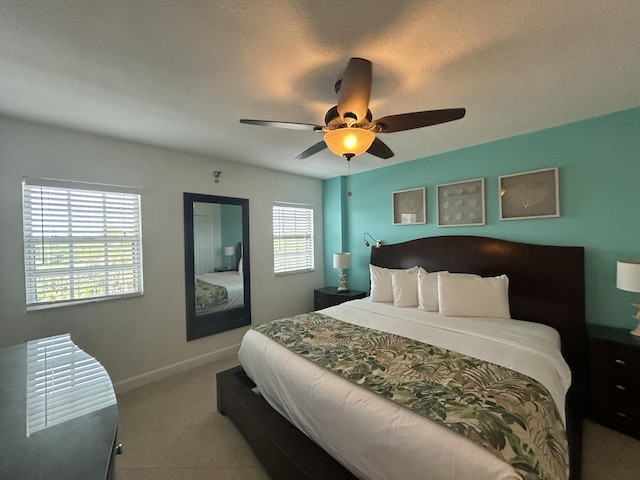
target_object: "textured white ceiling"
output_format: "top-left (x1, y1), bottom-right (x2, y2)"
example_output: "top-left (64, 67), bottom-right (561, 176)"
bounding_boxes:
top-left (1, 0), bottom-right (639, 179)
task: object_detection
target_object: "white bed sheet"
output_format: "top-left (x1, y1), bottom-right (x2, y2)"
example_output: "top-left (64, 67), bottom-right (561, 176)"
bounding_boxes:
top-left (195, 271), bottom-right (243, 312)
top-left (238, 298), bottom-right (571, 480)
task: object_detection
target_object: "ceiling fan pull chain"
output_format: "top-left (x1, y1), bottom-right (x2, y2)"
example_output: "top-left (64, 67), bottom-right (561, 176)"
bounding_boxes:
top-left (346, 159), bottom-right (352, 197)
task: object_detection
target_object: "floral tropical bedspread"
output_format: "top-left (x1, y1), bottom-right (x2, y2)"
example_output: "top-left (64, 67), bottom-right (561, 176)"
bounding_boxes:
top-left (195, 279), bottom-right (227, 310)
top-left (254, 312), bottom-right (569, 480)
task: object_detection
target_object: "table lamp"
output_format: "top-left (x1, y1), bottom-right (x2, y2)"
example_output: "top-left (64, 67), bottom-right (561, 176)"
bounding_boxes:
top-left (617, 260), bottom-right (640, 336)
top-left (333, 252), bottom-right (351, 293)
top-left (224, 246), bottom-right (235, 269)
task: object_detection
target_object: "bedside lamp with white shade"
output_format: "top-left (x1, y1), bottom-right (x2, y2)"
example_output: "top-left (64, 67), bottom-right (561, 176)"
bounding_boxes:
top-left (617, 260), bottom-right (640, 336)
top-left (333, 252), bottom-right (351, 293)
top-left (224, 246), bottom-right (235, 269)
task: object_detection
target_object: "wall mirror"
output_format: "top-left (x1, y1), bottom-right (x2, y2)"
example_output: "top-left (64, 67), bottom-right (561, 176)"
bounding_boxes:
top-left (184, 192), bottom-right (250, 341)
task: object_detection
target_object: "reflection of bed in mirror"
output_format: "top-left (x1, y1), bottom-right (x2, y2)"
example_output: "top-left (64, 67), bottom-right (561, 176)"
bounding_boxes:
top-left (195, 270), bottom-right (243, 314)
top-left (195, 241), bottom-right (244, 315)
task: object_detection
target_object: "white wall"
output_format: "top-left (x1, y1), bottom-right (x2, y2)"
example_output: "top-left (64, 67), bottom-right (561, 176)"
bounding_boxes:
top-left (0, 115), bottom-right (324, 390)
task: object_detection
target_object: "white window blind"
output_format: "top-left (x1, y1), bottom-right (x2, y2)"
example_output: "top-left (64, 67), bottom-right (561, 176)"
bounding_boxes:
top-left (22, 177), bottom-right (143, 309)
top-left (273, 203), bottom-right (314, 275)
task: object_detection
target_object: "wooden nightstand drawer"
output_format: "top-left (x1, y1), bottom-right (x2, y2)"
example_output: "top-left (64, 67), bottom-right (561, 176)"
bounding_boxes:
top-left (589, 398), bottom-right (640, 438)
top-left (595, 342), bottom-right (640, 369)
top-left (314, 287), bottom-right (366, 310)
top-left (591, 358), bottom-right (640, 397)
top-left (588, 324), bottom-right (640, 439)
top-left (591, 342), bottom-right (640, 394)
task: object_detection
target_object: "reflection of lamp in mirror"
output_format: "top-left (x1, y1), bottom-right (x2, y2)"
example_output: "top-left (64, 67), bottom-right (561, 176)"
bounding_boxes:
top-left (617, 260), bottom-right (640, 336)
top-left (333, 252), bottom-right (351, 293)
top-left (224, 246), bottom-right (235, 269)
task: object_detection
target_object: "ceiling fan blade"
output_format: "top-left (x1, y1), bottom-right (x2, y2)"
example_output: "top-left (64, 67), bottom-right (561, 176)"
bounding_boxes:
top-left (372, 108), bottom-right (466, 133)
top-left (337, 58), bottom-right (372, 123)
top-left (367, 137), bottom-right (394, 159)
top-left (240, 119), bottom-right (323, 131)
top-left (295, 141), bottom-right (327, 160)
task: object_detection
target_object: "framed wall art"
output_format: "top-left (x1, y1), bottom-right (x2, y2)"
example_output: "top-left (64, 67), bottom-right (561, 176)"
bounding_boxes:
top-left (499, 167), bottom-right (559, 220)
top-left (437, 178), bottom-right (485, 227)
top-left (392, 187), bottom-right (426, 225)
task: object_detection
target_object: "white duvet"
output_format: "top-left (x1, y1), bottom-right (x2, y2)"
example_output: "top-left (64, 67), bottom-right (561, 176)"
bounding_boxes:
top-left (239, 298), bottom-right (571, 480)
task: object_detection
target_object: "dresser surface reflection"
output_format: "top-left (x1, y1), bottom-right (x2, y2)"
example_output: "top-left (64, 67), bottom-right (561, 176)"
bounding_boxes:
top-left (0, 334), bottom-right (118, 479)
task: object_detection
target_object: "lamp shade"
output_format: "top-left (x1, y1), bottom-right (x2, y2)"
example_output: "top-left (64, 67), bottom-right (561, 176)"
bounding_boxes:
top-left (224, 246), bottom-right (235, 256)
top-left (324, 128), bottom-right (375, 158)
top-left (617, 260), bottom-right (640, 293)
top-left (333, 252), bottom-right (351, 269)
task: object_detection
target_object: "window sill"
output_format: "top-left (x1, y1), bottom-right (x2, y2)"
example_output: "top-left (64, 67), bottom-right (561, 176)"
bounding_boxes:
top-left (26, 292), bottom-right (143, 312)
top-left (274, 269), bottom-right (315, 277)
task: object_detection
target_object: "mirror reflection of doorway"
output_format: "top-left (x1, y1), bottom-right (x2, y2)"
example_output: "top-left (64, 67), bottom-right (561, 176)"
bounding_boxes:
top-left (193, 214), bottom-right (214, 275)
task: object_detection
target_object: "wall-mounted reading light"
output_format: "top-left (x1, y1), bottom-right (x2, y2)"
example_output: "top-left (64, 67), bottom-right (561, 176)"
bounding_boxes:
top-left (363, 232), bottom-right (382, 248)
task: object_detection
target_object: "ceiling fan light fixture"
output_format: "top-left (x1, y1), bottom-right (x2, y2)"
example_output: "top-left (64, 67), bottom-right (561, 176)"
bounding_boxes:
top-left (324, 128), bottom-right (375, 158)
top-left (241, 58), bottom-right (465, 161)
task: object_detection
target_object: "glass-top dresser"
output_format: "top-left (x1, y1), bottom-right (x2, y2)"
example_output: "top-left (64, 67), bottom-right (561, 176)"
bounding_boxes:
top-left (0, 334), bottom-right (118, 479)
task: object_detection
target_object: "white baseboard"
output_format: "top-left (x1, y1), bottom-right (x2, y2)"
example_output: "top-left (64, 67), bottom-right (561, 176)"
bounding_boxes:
top-left (113, 343), bottom-right (240, 394)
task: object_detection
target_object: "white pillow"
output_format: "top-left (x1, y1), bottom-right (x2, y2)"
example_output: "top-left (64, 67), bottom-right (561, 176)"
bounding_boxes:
top-left (438, 274), bottom-right (511, 318)
top-left (417, 269), bottom-right (480, 312)
top-left (370, 264), bottom-right (418, 303)
top-left (417, 268), bottom-right (444, 312)
top-left (391, 272), bottom-right (419, 307)
top-left (238, 257), bottom-right (243, 280)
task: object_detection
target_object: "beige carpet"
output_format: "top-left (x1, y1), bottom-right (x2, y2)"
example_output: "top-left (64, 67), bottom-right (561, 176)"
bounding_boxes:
top-left (114, 356), bottom-right (640, 479)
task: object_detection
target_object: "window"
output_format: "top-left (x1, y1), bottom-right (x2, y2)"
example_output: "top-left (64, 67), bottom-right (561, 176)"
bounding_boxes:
top-left (22, 177), bottom-right (143, 309)
top-left (273, 203), bottom-right (314, 275)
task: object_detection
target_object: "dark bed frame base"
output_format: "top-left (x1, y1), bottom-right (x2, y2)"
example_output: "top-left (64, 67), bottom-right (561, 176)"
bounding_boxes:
top-left (217, 365), bottom-right (357, 480)
top-left (217, 236), bottom-right (586, 480)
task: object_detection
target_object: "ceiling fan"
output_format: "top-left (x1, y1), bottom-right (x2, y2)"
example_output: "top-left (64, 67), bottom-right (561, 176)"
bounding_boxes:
top-left (240, 57), bottom-right (466, 161)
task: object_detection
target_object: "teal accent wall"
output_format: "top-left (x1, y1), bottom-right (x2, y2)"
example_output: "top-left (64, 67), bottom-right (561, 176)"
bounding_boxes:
top-left (221, 204), bottom-right (242, 264)
top-left (323, 106), bottom-right (640, 329)
top-left (323, 176), bottom-right (350, 277)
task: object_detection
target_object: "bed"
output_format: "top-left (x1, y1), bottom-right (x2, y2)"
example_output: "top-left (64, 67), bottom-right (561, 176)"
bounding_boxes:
top-left (195, 270), bottom-right (244, 314)
top-left (194, 241), bottom-right (244, 315)
top-left (217, 236), bottom-right (586, 480)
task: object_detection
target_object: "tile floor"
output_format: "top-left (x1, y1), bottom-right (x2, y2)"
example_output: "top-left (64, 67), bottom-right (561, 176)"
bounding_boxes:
top-left (114, 356), bottom-right (640, 479)
top-left (114, 355), bottom-right (269, 480)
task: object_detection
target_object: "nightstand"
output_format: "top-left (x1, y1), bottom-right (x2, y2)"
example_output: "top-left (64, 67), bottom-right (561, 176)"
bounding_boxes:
top-left (588, 323), bottom-right (640, 439)
top-left (314, 287), bottom-right (367, 310)
top-left (214, 266), bottom-right (235, 272)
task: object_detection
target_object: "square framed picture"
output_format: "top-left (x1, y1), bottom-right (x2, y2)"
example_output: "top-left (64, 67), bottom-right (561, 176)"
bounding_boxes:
top-left (437, 178), bottom-right (485, 227)
top-left (499, 167), bottom-right (559, 220)
top-left (392, 187), bottom-right (426, 225)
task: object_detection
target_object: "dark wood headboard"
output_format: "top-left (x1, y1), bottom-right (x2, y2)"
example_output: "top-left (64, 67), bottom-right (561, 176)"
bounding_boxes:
top-left (235, 241), bottom-right (243, 270)
top-left (370, 235), bottom-right (586, 479)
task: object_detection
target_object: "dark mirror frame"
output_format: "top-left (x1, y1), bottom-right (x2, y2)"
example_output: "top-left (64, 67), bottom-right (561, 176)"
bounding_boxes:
top-left (184, 192), bottom-right (251, 341)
